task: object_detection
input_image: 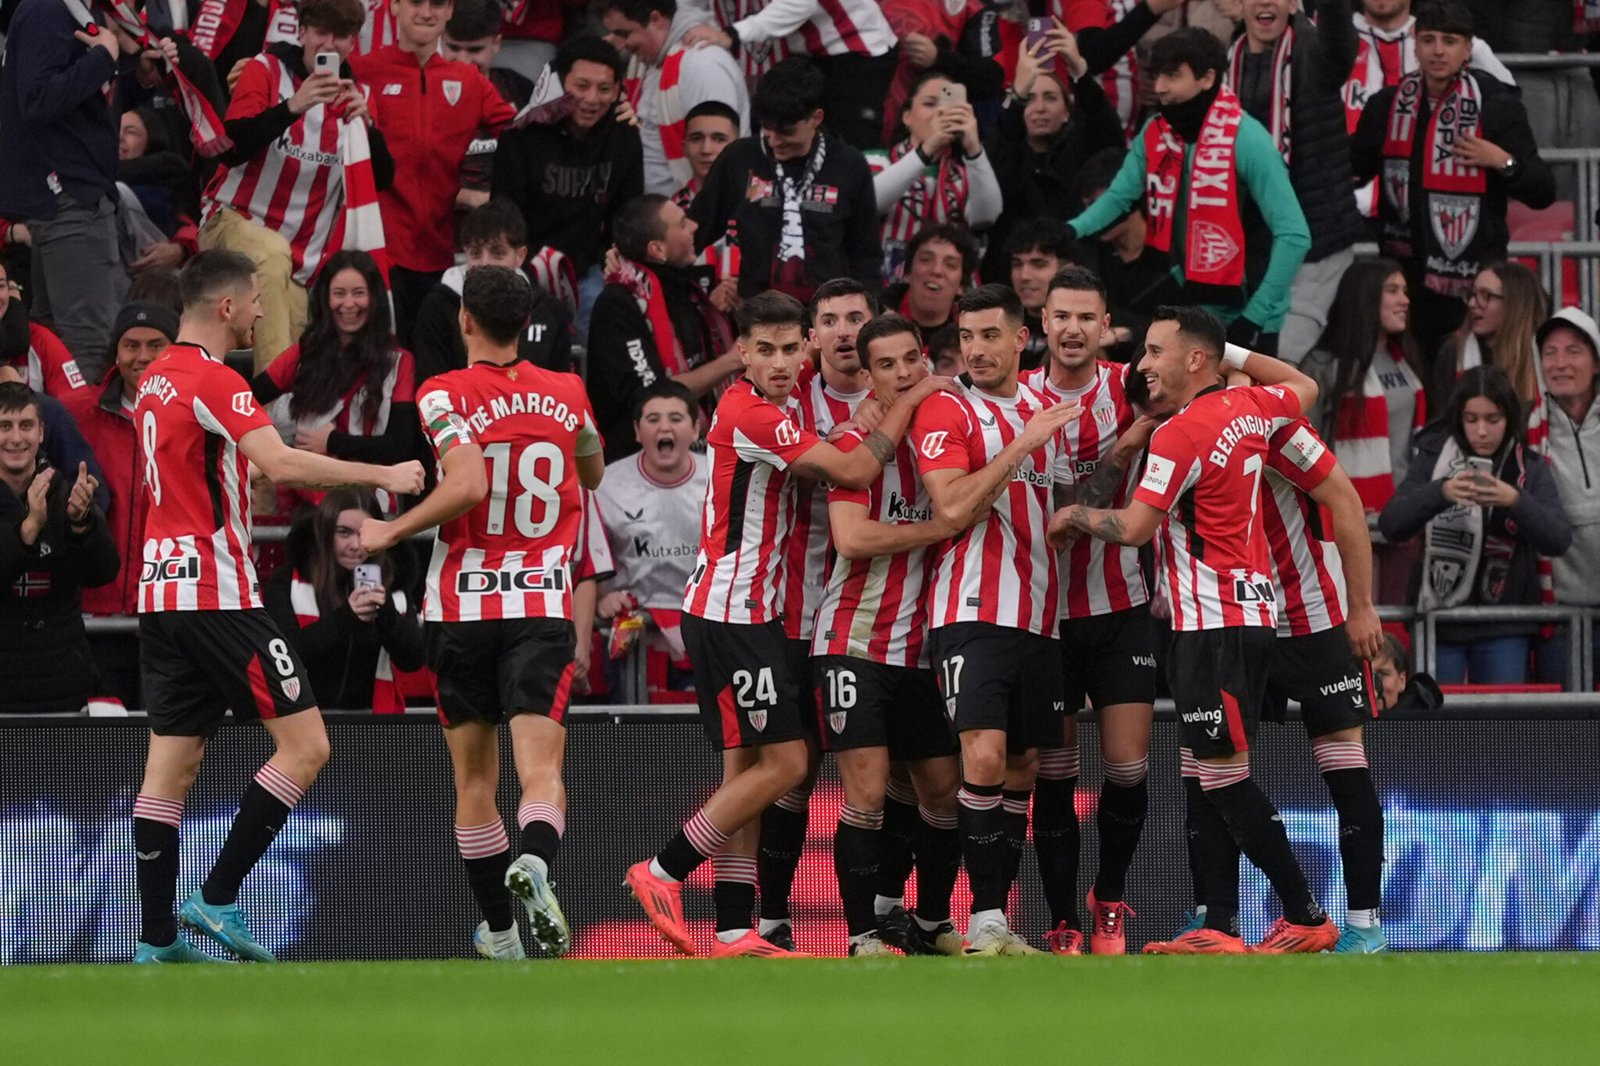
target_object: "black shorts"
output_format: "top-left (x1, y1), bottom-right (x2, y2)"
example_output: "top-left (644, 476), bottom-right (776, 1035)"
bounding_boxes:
top-left (930, 622), bottom-right (1065, 754)
top-left (1166, 626), bottom-right (1275, 760)
top-left (141, 609), bottom-right (317, 737)
top-left (426, 617), bottom-right (577, 728)
top-left (682, 615), bottom-right (805, 750)
top-left (1058, 605), bottom-right (1158, 711)
top-left (1263, 625), bottom-right (1378, 738)
top-left (788, 638), bottom-right (820, 743)
top-left (813, 656), bottom-right (959, 761)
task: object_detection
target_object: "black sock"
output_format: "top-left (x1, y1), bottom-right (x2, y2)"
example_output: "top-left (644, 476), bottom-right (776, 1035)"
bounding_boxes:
top-left (202, 779), bottom-right (293, 906)
top-left (714, 880), bottom-right (756, 933)
top-left (1094, 779), bottom-right (1148, 902)
top-left (518, 821), bottom-right (561, 874)
top-left (1188, 778), bottom-right (1242, 935)
top-left (757, 799), bottom-right (808, 922)
top-left (134, 817), bottom-right (180, 946)
top-left (464, 851), bottom-right (515, 931)
top-left (657, 832), bottom-right (707, 882)
top-left (1206, 779), bottom-right (1323, 926)
top-left (1323, 767), bottom-right (1385, 912)
top-left (1182, 776), bottom-right (1208, 909)
top-left (1032, 776), bottom-right (1081, 928)
top-left (958, 782), bottom-right (1009, 914)
top-left (834, 817), bottom-right (881, 937)
top-left (877, 790), bottom-right (918, 900)
top-left (912, 807), bottom-right (960, 924)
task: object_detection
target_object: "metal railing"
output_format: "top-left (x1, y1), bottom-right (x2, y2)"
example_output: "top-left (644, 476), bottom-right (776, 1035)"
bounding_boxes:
top-left (1419, 604), bottom-right (1594, 691)
top-left (1498, 53), bottom-right (1600, 71)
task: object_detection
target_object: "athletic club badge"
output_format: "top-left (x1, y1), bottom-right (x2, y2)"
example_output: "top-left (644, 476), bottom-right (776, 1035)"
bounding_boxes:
top-left (442, 79), bottom-right (462, 107)
top-left (1189, 220), bottom-right (1239, 275)
top-left (747, 707), bottom-right (767, 732)
top-left (828, 710), bottom-right (847, 734)
top-left (281, 676), bottom-right (301, 701)
top-left (1429, 194), bottom-right (1481, 261)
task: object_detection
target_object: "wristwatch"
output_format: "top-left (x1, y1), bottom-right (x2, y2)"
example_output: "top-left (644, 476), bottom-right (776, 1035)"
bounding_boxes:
top-left (1500, 156), bottom-right (1518, 175)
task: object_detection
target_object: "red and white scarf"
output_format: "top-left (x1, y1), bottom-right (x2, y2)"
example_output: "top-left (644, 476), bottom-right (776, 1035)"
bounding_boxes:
top-left (65, 0), bottom-right (231, 157)
top-left (1143, 86), bottom-right (1246, 288)
top-left (1381, 70), bottom-right (1489, 299)
top-left (1227, 26), bottom-right (1293, 163)
top-left (876, 138), bottom-right (969, 249)
top-left (602, 255), bottom-right (735, 378)
top-left (1331, 341), bottom-right (1427, 514)
top-left (654, 48), bottom-right (692, 192)
top-left (337, 114), bottom-right (389, 281)
top-left (289, 570), bottom-right (415, 713)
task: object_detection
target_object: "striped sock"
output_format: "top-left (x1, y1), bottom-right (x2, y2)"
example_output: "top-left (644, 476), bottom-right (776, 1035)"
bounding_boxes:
top-left (1095, 758), bottom-right (1149, 902)
top-left (835, 805), bottom-right (884, 937)
top-left (958, 782), bottom-right (1008, 914)
top-left (713, 853), bottom-right (758, 934)
top-left (201, 764), bottom-right (304, 906)
top-left (517, 800), bottom-right (565, 873)
top-left (912, 803), bottom-right (960, 924)
top-left (758, 787), bottom-right (810, 922)
top-left (655, 808), bottom-right (728, 882)
top-left (455, 820), bottom-right (514, 931)
top-left (133, 794), bottom-right (184, 946)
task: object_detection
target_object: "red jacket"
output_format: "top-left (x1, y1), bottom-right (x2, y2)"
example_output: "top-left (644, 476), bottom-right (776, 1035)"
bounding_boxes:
top-left (62, 373), bottom-right (148, 616)
top-left (352, 46), bottom-right (516, 272)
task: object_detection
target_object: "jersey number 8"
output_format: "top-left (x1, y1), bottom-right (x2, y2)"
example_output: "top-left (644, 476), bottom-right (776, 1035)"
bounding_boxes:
top-left (483, 441), bottom-right (564, 538)
top-left (141, 410), bottom-right (162, 505)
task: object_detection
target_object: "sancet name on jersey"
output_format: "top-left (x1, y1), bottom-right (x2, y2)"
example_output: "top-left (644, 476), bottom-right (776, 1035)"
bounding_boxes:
top-left (135, 374), bottom-right (180, 407)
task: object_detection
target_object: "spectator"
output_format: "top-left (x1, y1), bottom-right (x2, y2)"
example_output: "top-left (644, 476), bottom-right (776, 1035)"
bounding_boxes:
top-left (981, 31), bottom-right (1124, 285)
top-left (263, 488), bottom-right (426, 711)
top-left (682, 0), bottom-right (900, 151)
top-left (879, 223), bottom-right (973, 339)
top-left (125, 267), bottom-right (184, 314)
top-left (1003, 220), bottom-right (1088, 369)
top-left (1225, 0), bottom-right (1364, 365)
top-left (444, 0), bottom-right (538, 216)
top-left (1300, 258), bottom-right (1427, 604)
top-left (1370, 631), bottom-right (1444, 711)
top-left (687, 56), bottom-right (881, 301)
top-left (600, 0), bottom-right (749, 198)
top-left (588, 194), bottom-right (740, 460)
top-left (879, 0), bottom-right (1006, 143)
top-left (1432, 261), bottom-right (1548, 442)
top-left (869, 70), bottom-right (1002, 281)
top-left (491, 0), bottom-right (574, 83)
top-left (1533, 308), bottom-right (1600, 686)
top-left (0, 367), bottom-right (109, 514)
top-left (1349, 1), bottom-right (1554, 358)
top-left (593, 379), bottom-right (708, 668)
top-left (0, 259), bottom-right (88, 397)
top-left (413, 200), bottom-right (574, 384)
top-left (0, 381), bottom-right (119, 714)
top-left (672, 100), bottom-right (741, 210)
top-left (1461, 0), bottom-right (1600, 167)
top-left (113, 21), bottom-right (227, 170)
top-left (926, 321), bottom-right (965, 376)
top-left (1379, 366), bottom-right (1572, 684)
top-left (1074, 146), bottom-right (1179, 359)
top-left (1057, 0), bottom-right (1196, 140)
top-left (202, 0), bottom-right (395, 370)
top-left (250, 249), bottom-right (418, 513)
top-left (117, 105), bottom-right (199, 278)
top-left (1066, 28), bottom-right (1310, 354)
top-left (64, 301), bottom-right (177, 619)
top-left (492, 34), bottom-right (643, 338)
top-left (353, 0), bottom-right (517, 345)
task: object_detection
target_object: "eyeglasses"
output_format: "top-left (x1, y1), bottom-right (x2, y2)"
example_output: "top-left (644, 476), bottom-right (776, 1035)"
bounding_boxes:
top-left (1467, 288), bottom-right (1504, 304)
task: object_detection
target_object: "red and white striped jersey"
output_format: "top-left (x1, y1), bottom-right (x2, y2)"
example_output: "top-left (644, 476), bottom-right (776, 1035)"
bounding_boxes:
top-left (573, 488), bottom-right (617, 584)
top-left (417, 361), bottom-right (602, 623)
top-left (1023, 361), bottom-right (1147, 618)
top-left (1262, 418), bottom-right (1346, 637)
top-left (1133, 384), bottom-right (1303, 631)
top-left (726, 0), bottom-right (897, 59)
top-left (1059, 0), bottom-right (1143, 140)
top-left (910, 377), bottom-right (1071, 636)
top-left (135, 343), bottom-right (273, 613)
top-left (783, 364), bottom-right (868, 640)
top-left (684, 378), bottom-right (821, 624)
top-left (4, 322), bottom-right (87, 397)
top-left (203, 53), bottom-right (374, 285)
top-left (812, 431), bottom-right (935, 667)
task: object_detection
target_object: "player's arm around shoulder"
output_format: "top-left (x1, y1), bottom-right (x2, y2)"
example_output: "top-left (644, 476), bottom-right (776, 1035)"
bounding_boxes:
top-left (828, 495), bottom-right (953, 562)
top-left (1223, 343), bottom-right (1319, 419)
top-left (793, 375), bottom-right (956, 489)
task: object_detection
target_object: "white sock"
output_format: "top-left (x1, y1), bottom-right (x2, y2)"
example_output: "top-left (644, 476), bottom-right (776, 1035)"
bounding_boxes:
top-left (970, 908), bottom-right (1006, 931)
top-left (874, 894), bottom-right (902, 917)
top-left (715, 928), bottom-right (750, 944)
top-left (648, 857), bottom-right (679, 883)
top-left (757, 917), bottom-right (788, 936)
top-left (913, 914), bottom-right (942, 932)
top-left (1346, 908), bottom-right (1378, 929)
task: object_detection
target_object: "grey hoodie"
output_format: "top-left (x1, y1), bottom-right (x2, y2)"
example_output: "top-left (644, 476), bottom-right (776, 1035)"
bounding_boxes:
top-left (1539, 307), bottom-right (1600, 606)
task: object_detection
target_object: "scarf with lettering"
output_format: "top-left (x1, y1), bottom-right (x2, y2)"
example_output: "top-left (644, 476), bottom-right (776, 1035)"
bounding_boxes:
top-left (290, 570), bottom-right (409, 713)
top-left (1143, 85), bottom-right (1246, 287)
top-left (1418, 436), bottom-right (1529, 611)
top-left (67, 0), bottom-right (232, 157)
top-left (1381, 70), bottom-right (1489, 300)
top-left (879, 138), bottom-right (970, 249)
top-left (1227, 26), bottom-right (1293, 163)
top-left (603, 256), bottom-right (735, 380)
top-left (1330, 340), bottom-right (1427, 513)
top-left (770, 132), bottom-right (828, 283)
top-left (185, 0), bottom-right (247, 58)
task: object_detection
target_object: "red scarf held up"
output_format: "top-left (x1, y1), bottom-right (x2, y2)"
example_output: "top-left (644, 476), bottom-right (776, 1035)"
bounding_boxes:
top-left (1142, 86), bottom-right (1246, 288)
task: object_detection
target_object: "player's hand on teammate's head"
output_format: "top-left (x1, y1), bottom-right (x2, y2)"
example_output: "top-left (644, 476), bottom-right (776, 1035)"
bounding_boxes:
top-left (383, 461), bottom-right (426, 497)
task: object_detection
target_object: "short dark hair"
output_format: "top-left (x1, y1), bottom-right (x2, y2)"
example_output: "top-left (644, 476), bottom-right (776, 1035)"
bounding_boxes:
top-left (1046, 265), bottom-right (1108, 306)
top-left (1377, 632), bottom-right (1412, 676)
top-left (459, 199), bottom-right (528, 252)
top-left (956, 283), bottom-right (1024, 328)
top-left (127, 269), bottom-right (184, 314)
top-left (632, 378), bottom-right (695, 423)
top-left (1148, 27), bottom-right (1228, 82)
top-left (1415, 1), bottom-right (1475, 37)
top-left (462, 266), bottom-right (533, 345)
top-left (1445, 365), bottom-right (1527, 455)
top-left (612, 194), bottom-right (672, 263)
top-left (810, 277), bottom-right (879, 316)
top-left (685, 100), bottom-right (740, 127)
top-left (926, 322), bottom-right (960, 359)
top-left (554, 34), bottom-right (626, 84)
top-left (299, 0), bottom-right (365, 36)
top-left (1078, 147), bottom-right (1127, 199)
top-left (0, 380), bottom-right (40, 418)
top-left (857, 312), bottom-right (922, 362)
top-left (179, 249), bottom-right (256, 308)
top-left (753, 57), bottom-right (826, 130)
top-left (445, 0), bottom-right (502, 41)
top-left (1152, 304), bottom-right (1225, 361)
top-left (735, 290), bottom-right (806, 337)
top-left (907, 223), bottom-right (978, 280)
top-left (600, 0), bottom-right (675, 23)
top-left (1003, 219), bottom-right (1086, 264)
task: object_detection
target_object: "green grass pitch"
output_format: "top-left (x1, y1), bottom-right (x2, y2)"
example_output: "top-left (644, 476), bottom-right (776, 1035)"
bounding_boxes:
top-left (6, 954), bottom-right (1598, 1064)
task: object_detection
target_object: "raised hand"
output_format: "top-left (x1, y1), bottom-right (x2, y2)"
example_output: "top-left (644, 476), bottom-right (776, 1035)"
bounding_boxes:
top-left (66, 462), bottom-right (98, 525)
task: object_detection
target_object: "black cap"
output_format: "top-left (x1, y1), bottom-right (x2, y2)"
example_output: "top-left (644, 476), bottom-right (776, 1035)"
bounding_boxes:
top-left (111, 302), bottom-right (180, 348)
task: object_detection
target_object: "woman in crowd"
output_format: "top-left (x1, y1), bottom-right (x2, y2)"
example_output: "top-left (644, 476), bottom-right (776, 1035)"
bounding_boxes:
top-left (869, 71), bottom-right (1002, 280)
top-left (118, 105), bottom-right (201, 278)
top-left (1431, 261), bottom-right (1548, 445)
top-left (1379, 367), bottom-right (1572, 684)
top-left (1301, 258), bottom-right (1428, 603)
top-left (263, 489), bottom-right (426, 713)
top-left (252, 250), bottom-right (418, 514)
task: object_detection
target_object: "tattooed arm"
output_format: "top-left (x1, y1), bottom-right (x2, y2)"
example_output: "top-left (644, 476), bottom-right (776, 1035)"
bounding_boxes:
top-left (1047, 499), bottom-right (1165, 549)
top-left (791, 375), bottom-right (957, 489)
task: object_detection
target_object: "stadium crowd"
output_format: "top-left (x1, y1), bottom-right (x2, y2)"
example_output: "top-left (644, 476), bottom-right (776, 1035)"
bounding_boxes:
top-left (0, 0), bottom-right (1598, 960)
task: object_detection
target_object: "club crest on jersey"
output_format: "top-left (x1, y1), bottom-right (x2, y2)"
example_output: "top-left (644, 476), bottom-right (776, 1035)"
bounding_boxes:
top-left (748, 707), bottom-right (767, 732)
top-left (1094, 404), bottom-right (1117, 431)
top-left (232, 391), bottom-right (257, 416)
top-left (281, 677), bottom-right (301, 701)
top-left (442, 80), bottom-right (462, 106)
top-left (774, 419), bottom-right (802, 447)
top-left (919, 431), bottom-right (949, 459)
top-left (828, 710), bottom-right (847, 734)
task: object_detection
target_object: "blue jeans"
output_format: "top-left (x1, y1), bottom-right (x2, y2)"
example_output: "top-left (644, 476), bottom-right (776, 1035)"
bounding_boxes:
top-left (1533, 627), bottom-right (1600, 689)
top-left (1434, 636), bottom-right (1531, 685)
top-left (574, 264), bottom-right (605, 341)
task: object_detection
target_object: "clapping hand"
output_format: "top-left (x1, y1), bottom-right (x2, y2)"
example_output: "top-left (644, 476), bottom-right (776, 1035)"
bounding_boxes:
top-left (66, 462), bottom-right (98, 526)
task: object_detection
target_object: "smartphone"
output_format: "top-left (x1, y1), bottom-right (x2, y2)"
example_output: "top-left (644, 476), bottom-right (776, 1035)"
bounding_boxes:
top-left (938, 82), bottom-right (968, 109)
top-left (1024, 17), bottom-right (1057, 73)
top-left (354, 563), bottom-right (381, 589)
top-left (315, 51), bottom-right (340, 75)
top-left (1466, 456), bottom-right (1494, 478)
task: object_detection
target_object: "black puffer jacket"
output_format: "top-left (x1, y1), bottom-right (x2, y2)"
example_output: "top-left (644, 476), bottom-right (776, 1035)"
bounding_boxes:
top-left (1231, 1), bottom-right (1363, 263)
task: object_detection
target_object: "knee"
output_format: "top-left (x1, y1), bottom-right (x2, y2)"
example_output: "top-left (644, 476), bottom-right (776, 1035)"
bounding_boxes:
top-left (283, 729), bottom-right (331, 779)
top-left (962, 745), bottom-right (1006, 785)
top-left (767, 743), bottom-right (811, 792)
